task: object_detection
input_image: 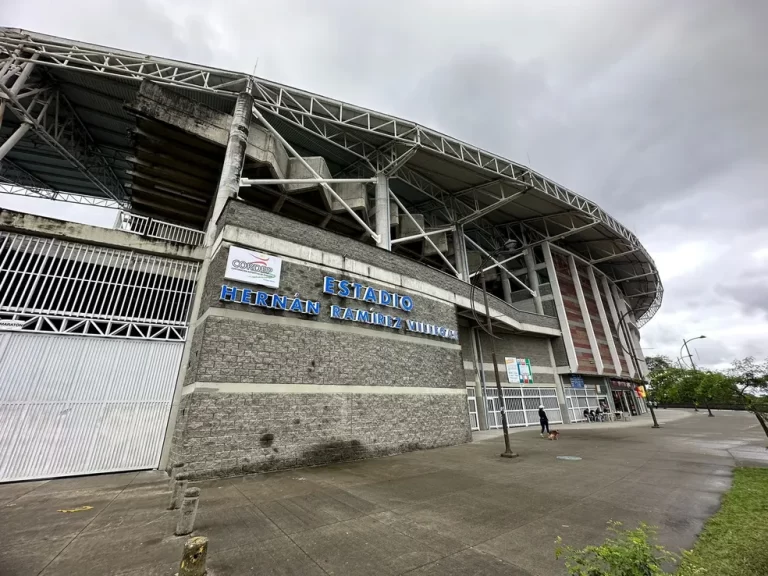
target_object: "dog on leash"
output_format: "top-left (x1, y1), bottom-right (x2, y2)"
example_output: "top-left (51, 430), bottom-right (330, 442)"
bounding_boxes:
top-left (547, 430), bottom-right (560, 441)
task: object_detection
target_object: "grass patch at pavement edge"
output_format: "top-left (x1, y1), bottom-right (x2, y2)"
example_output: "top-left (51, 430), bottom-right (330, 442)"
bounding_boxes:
top-left (678, 467), bottom-right (768, 575)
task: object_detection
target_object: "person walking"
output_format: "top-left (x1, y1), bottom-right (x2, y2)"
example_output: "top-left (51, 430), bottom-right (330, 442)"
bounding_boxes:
top-left (539, 404), bottom-right (550, 437)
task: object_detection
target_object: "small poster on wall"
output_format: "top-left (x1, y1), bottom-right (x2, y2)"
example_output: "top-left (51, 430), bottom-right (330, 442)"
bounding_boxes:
top-left (225, 246), bottom-right (282, 289)
top-left (505, 357), bottom-right (534, 384)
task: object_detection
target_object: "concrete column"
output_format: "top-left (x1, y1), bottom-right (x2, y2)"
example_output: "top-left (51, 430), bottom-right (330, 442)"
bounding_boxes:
top-left (588, 267), bottom-right (621, 376)
top-left (548, 339), bottom-right (569, 423)
top-left (470, 327), bottom-right (489, 430)
top-left (205, 90), bottom-right (253, 244)
top-left (453, 224), bottom-right (470, 281)
top-left (375, 173), bottom-right (391, 250)
top-left (524, 248), bottom-right (544, 314)
top-left (542, 242), bottom-right (578, 372)
top-left (500, 271), bottom-right (512, 304)
top-left (159, 258), bottom-right (211, 470)
top-left (606, 280), bottom-right (635, 378)
top-left (567, 255), bottom-right (604, 374)
top-left (0, 122), bottom-right (30, 161)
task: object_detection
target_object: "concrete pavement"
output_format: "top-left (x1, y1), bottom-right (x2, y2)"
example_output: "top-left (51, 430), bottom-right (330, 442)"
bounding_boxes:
top-left (1, 410), bottom-right (766, 576)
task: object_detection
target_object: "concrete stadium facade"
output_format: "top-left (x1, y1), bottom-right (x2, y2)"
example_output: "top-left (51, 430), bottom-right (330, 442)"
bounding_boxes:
top-left (0, 29), bottom-right (661, 481)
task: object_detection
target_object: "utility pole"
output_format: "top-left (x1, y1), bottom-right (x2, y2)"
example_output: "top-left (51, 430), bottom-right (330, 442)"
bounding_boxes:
top-left (479, 271), bottom-right (518, 459)
top-left (618, 311), bottom-right (660, 428)
top-left (682, 336), bottom-right (713, 417)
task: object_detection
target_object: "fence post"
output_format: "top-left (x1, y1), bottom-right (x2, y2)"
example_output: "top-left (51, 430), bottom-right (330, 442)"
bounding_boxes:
top-left (168, 472), bottom-right (189, 510)
top-left (175, 487), bottom-right (201, 536)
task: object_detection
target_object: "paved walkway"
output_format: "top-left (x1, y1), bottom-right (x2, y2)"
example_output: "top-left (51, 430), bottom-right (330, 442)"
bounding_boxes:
top-left (1, 410), bottom-right (766, 576)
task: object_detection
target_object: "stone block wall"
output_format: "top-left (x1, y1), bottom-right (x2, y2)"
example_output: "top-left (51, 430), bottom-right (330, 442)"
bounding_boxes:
top-left (189, 315), bottom-right (464, 389)
top-left (171, 390), bottom-right (470, 479)
top-left (171, 229), bottom-right (472, 478)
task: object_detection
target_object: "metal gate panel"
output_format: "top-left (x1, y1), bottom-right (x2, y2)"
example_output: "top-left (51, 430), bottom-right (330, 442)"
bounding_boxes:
top-left (0, 332), bottom-right (183, 482)
top-left (486, 386), bottom-right (563, 429)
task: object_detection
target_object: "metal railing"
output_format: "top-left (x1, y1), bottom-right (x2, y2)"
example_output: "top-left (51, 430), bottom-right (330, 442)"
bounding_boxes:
top-left (114, 211), bottom-right (205, 247)
top-left (0, 232), bottom-right (199, 328)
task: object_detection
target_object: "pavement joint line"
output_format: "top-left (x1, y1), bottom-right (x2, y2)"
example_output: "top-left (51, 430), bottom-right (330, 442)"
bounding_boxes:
top-left (34, 472), bottom-right (139, 576)
top-left (230, 476), bottom-right (333, 576)
top-left (397, 544), bottom-right (529, 576)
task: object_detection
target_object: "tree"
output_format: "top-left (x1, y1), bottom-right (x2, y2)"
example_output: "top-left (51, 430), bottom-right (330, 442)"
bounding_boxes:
top-left (649, 365), bottom-right (700, 405)
top-left (646, 355), bottom-right (674, 375)
top-left (727, 357), bottom-right (768, 439)
top-left (696, 370), bottom-right (738, 406)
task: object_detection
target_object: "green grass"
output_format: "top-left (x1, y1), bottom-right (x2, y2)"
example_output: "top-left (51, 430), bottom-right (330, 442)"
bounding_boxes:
top-left (677, 468), bottom-right (768, 575)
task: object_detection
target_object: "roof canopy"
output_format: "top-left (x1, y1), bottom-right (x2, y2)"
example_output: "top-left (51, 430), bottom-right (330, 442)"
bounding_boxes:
top-left (0, 28), bottom-right (662, 325)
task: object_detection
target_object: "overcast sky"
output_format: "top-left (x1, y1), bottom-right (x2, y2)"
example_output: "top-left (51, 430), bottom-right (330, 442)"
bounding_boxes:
top-left (3, 0), bottom-right (766, 368)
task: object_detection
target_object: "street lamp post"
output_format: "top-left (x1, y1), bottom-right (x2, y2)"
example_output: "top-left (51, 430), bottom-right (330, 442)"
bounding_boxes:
top-left (617, 311), bottom-right (660, 428)
top-left (681, 336), bottom-right (713, 417)
top-left (469, 249), bottom-right (519, 459)
top-left (479, 273), bottom-right (518, 459)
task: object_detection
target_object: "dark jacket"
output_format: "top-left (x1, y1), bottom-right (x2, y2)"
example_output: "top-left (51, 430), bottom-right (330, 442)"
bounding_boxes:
top-left (538, 407), bottom-right (548, 422)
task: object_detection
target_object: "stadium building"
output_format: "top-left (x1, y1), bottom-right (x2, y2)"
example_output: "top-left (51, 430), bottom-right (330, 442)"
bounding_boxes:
top-left (0, 29), bottom-right (661, 481)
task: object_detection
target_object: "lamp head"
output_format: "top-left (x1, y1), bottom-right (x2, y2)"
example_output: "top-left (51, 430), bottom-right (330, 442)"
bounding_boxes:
top-left (504, 239), bottom-right (518, 251)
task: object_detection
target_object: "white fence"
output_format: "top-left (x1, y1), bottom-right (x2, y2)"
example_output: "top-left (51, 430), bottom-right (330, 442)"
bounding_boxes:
top-left (114, 211), bottom-right (204, 247)
top-left (0, 232), bottom-right (199, 340)
top-left (485, 386), bottom-right (562, 429)
top-left (564, 386), bottom-right (609, 423)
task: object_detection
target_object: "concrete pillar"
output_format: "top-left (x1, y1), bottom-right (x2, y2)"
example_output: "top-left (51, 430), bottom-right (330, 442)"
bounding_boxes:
top-left (159, 259), bottom-right (210, 470)
top-left (500, 271), bottom-right (512, 304)
top-left (453, 224), bottom-right (470, 281)
top-left (606, 279), bottom-right (636, 378)
top-left (0, 122), bottom-right (30, 161)
top-left (179, 536), bottom-right (208, 576)
top-left (168, 462), bottom-right (185, 489)
top-left (175, 487), bottom-right (201, 536)
top-left (548, 339), bottom-right (569, 423)
top-left (567, 255), bottom-right (604, 375)
top-left (205, 90), bottom-right (253, 244)
top-left (375, 173), bottom-right (391, 250)
top-left (588, 267), bottom-right (622, 376)
top-left (542, 242), bottom-right (578, 372)
top-left (169, 473), bottom-right (189, 510)
top-left (524, 248), bottom-right (544, 314)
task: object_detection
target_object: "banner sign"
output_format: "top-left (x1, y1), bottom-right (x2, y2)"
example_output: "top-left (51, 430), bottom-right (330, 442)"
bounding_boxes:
top-left (225, 246), bottom-right (282, 289)
top-left (570, 375), bottom-right (585, 389)
top-left (505, 357), bottom-right (534, 384)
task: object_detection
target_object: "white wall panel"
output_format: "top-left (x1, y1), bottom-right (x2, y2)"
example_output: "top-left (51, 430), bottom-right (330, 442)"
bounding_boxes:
top-left (0, 332), bottom-right (182, 482)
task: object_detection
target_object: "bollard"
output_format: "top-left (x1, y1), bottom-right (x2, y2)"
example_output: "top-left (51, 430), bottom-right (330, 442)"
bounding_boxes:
top-left (175, 487), bottom-right (201, 536)
top-left (168, 472), bottom-right (189, 510)
top-left (168, 462), bottom-right (185, 489)
top-left (178, 535), bottom-right (208, 576)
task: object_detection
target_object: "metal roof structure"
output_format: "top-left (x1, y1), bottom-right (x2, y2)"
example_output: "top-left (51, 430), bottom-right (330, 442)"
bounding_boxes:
top-left (0, 28), bottom-right (662, 326)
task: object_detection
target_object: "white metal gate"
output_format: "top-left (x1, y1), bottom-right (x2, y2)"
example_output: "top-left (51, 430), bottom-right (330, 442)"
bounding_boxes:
top-left (0, 332), bottom-right (183, 482)
top-left (486, 387), bottom-right (562, 429)
top-left (564, 386), bottom-right (607, 423)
